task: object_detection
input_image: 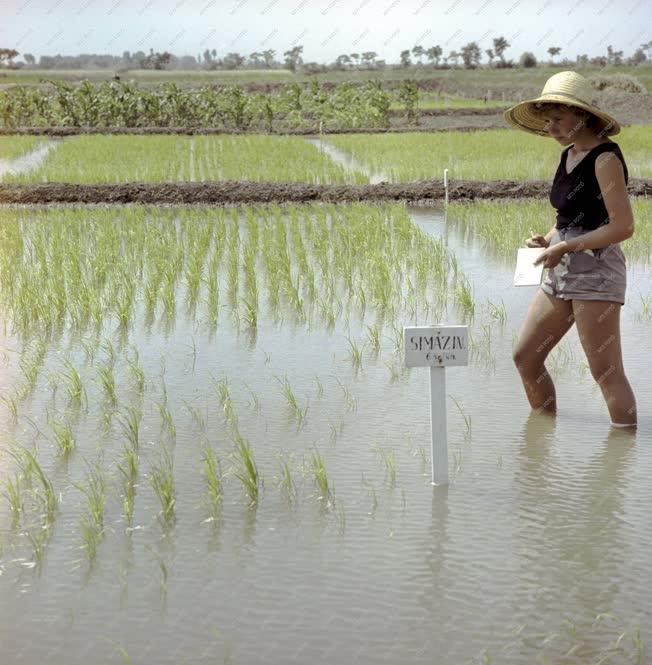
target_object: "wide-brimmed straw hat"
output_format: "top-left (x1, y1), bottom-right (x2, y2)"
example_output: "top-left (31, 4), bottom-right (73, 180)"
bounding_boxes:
top-left (503, 70), bottom-right (620, 137)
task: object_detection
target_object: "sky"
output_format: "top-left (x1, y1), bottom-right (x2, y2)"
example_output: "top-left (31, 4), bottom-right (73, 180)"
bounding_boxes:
top-left (1, 0), bottom-right (650, 64)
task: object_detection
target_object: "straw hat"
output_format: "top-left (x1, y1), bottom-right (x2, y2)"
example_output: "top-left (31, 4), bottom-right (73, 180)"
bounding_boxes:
top-left (503, 70), bottom-right (620, 137)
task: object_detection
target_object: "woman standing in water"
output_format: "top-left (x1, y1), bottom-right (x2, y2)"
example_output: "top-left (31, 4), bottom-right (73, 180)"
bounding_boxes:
top-left (503, 71), bottom-right (637, 428)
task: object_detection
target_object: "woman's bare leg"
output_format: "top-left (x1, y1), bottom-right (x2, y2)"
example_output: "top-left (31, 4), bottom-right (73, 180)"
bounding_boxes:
top-left (572, 300), bottom-right (637, 426)
top-left (513, 289), bottom-right (576, 413)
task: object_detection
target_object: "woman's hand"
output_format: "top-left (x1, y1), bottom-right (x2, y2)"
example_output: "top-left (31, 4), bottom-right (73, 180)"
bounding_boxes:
top-left (532, 244), bottom-right (567, 269)
top-left (524, 234), bottom-right (549, 248)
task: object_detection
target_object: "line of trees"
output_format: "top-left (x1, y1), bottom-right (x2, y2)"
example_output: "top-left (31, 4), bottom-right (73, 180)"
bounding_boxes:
top-left (1, 39), bottom-right (651, 72)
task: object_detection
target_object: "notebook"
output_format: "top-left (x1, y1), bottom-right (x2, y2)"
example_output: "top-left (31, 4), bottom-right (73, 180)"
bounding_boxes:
top-left (514, 247), bottom-right (546, 286)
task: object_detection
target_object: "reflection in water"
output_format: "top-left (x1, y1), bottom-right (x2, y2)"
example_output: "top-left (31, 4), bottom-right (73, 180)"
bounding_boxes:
top-left (511, 410), bottom-right (637, 661)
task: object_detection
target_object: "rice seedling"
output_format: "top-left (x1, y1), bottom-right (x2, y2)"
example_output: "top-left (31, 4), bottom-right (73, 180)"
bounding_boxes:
top-left (27, 524), bottom-right (51, 573)
top-left (638, 292), bottom-right (652, 321)
top-left (62, 358), bottom-right (86, 409)
top-left (9, 447), bottom-right (58, 524)
top-left (126, 351), bottom-right (145, 397)
top-left (156, 401), bottom-right (176, 440)
top-left (187, 335), bottom-right (198, 372)
top-left (389, 324), bottom-right (404, 356)
top-left (370, 443), bottom-right (397, 484)
top-left (242, 382), bottom-right (261, 413)
top-left (232, 432), bottom-right (260, 507)
top-left (201, 440), bottom-right (223, 516)
top-left (79, 337), bottom-right (97, 364)
top-left (149, 446), bottom-right (176, 524)
top-left (366, 324), bottom-right (381, 355)
top-left (49, 417), bottom-right (75, 458)
top-left (97, 362), bottom-right (117, 406)
top-left (73, 459), bottom-right (107, 529)
top-left (450, 395), bottom-right (472, 440)
top-left (0, 391), bottom-right (19, 422)
top-left (144, 544), bottom-right (169, 598)
top-left (116, 445), bottom-right (138, 528)
top-left (334, 377), bottom-right (357, 412)
top-left (346, 334), bottom-right (365, 370)
top-left (241, 295), bottom-right (258, 329)
top-left (3, 473), bottom-right (23, 528)
top-left (360, 472), bottom-right (378, 516)
top-left (453, 275), bottom-right (475, 319)
top-left (273, 374), bottom-right (308, 425)
top-left (452, 447), bottom-right (463, 475)
top-left (183, 401), bottom-right (207, 431)
top-left (485, 297), bottom-right (507, 325)
top-left (117, 405), bottom-right (142, 450)
top-left (385, 359), bottom-right (400, 382)
top-left (310, 450), bottom-right (333, 503)
top-left (273, 451), bottom-right (297, 502)
top-left (79, 513), bottom-right (103, 564)
top-left (212, 375), bottom-right (239, 431)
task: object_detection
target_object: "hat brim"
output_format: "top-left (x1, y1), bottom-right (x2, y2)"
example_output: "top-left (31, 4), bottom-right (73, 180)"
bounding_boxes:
top-left (503, 95), bottom-right (620, 137)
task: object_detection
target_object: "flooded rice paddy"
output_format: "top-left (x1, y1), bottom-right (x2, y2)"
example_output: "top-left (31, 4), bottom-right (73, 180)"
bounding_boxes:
top-left (0, 201), bottom-right (650, 664)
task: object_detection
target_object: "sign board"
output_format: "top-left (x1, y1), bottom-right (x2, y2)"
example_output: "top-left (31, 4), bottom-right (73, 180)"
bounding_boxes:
top-left (404, 324), bottom-right (469, 486)
top-left (404, 325), bottom-right (469, 367)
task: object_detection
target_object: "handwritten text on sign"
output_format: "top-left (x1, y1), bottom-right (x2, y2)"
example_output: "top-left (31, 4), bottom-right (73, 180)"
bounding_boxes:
top-left (404, 325), bottom-right (469, 367)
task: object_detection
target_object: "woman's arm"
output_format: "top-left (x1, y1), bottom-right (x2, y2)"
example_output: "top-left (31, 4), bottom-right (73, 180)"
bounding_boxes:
top-left (558, 152), bottom-right (634, 253)
top-left (544, 223), bottom-right (557, 243)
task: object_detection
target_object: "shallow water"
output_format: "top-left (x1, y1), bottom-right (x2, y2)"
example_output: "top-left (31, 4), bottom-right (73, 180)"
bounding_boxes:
top-left (304, 136), bottom-right (390, 184)
top-left (0, 140), bottom-right (59, 179)
top-left (0, 203), bottom-right (650, 665)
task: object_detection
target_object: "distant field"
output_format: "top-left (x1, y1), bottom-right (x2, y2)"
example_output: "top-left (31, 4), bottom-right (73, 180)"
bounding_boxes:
top-left (1, 64), bottom-right (650, 92)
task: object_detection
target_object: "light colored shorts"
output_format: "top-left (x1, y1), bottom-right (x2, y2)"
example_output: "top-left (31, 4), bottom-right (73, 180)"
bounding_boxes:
top-left (540, 226), bottom-right (627, 306)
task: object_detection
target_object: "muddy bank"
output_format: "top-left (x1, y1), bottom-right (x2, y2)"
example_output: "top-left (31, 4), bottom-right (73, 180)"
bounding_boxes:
top-left (0, 123), bottom-right (507, 136)
top-left (2, 179), bottom-right (651, 205)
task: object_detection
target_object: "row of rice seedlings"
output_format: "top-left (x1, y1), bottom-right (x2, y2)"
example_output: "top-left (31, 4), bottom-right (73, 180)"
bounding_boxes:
top-left (447, 197), bottom-right (652, 265)
top-left (0, 202), bottom-right (472, 348)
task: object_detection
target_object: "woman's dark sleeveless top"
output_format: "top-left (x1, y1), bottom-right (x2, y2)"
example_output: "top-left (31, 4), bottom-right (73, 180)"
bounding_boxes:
top-left (549, 141), bottom-right (628, 231)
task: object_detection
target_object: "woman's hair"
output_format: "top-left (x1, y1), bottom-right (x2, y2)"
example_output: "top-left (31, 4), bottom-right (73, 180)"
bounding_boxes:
top-left (531, 101), bottom-right (603, 132)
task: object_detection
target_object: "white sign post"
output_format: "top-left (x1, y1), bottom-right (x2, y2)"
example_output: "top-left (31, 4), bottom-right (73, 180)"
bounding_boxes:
top-left (404, 325), bottom-right (469, 486)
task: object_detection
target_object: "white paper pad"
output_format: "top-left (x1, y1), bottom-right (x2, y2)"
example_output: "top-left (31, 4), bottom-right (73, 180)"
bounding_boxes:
top-left (514, 247), bottom-right (546, 286)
